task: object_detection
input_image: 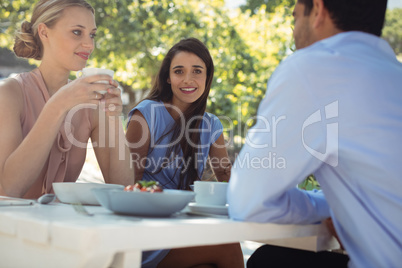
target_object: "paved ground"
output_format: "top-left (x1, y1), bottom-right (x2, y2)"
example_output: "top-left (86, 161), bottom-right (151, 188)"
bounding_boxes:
top-left (78, 143), bottom-right (262, 266)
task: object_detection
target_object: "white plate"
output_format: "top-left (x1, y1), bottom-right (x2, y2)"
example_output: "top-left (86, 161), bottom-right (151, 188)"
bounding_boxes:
top-left (92, 188), bottom-right (195, 217)
top-left (53, 182), bottom-right (124, 206)
top-left (187, 202), bottom-right (229, 215)
top-left (0, 197), bottom-right (34, 206)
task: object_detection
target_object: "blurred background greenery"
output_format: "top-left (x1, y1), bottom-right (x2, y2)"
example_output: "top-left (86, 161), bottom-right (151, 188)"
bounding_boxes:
top-left (1, 0), bottom-right (401, 187)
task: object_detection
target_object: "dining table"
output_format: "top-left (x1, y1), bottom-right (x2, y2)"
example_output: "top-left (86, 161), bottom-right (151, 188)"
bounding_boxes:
top-left (0, 201), bottom-right (339, 268)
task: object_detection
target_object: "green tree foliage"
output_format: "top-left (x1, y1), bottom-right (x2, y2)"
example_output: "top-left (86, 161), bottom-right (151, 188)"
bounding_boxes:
top-left (3, 1), bottom-right (400, 189)
top-left (241, 0), bottom-right (296, 14)
top-left (224, 4), bottom-right (294, 143)
top-left (2, 0), bottom-right (401, 146)
top-left (0, 0), bottom-right (32, 47)
top-left (87, 0), bottom-right (266, 143)
top-left (298, 174), bottom-right (320, 190)
top-left (0, 0), bottom-right (294, 146)
top-left (383, 8), bottom-right (402, 57)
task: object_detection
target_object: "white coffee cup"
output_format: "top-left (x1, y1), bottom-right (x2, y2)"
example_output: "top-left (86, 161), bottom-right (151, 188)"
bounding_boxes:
top-left (194, 181), bottom-right (228, 206)
top-left (76, 67), bottom-right (114, 94)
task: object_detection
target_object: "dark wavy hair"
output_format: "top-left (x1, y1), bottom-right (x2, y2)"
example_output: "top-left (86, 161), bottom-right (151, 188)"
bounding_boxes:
top-left (297, 0), bottom-right (387, 36)
top-left (145, 37), bottom-right (214, 190)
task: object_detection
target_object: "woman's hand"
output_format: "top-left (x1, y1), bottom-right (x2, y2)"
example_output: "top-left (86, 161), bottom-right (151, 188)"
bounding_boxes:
top-left (100, 79), bottom-right (123, 117)
top-left (50, 74), bottom-right (118, 113)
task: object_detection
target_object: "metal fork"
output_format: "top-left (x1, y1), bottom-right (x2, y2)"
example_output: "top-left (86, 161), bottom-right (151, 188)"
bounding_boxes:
top-left (71, 203), bottom-right (93, 216)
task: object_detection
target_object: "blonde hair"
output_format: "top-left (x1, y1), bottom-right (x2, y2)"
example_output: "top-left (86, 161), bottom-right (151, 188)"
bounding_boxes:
top-left (13, 0), bottom-right (94, 60)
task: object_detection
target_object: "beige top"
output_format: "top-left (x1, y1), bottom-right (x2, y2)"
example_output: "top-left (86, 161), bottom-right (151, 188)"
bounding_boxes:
top-left (14, 69), bottom-right (93, 198)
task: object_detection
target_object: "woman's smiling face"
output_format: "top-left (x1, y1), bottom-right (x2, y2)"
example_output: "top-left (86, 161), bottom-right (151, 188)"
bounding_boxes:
top-left (41, 6), bottom-right (97, 71)
top-left (167, 51), bottom-right (207, 112)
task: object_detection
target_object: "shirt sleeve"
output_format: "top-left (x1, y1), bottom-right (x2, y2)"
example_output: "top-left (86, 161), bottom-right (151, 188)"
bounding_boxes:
top-left (227, 56), bottom-right (331, 224)
top-left (127, 100), bottom-right (152, 129)
top-left (208, 113), bottom-right (223, 144)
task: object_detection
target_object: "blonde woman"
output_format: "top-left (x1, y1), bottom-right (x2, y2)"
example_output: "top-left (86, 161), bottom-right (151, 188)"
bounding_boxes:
top-left (0, 0), bottom-right (133, 198)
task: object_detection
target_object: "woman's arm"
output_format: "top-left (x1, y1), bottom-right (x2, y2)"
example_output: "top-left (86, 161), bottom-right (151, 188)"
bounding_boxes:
top-left (0, 75), bottom-right (126, 197)
top-left (91, 85), bottom-right (134, 186)
top-left (0, 79), bottom-right (68, 197)
top-left (208, 133), bottom-right (232, 182)
top-left (125, 109), bottom-right (151, 183)
top-left (0, 77), bottom-right (96, 197)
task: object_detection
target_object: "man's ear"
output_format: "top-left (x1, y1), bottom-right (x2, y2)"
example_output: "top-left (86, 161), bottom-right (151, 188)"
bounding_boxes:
top-left (37, 23), bottom-right (49, 42)
top-left (312, 0), bottom-right (326, 29)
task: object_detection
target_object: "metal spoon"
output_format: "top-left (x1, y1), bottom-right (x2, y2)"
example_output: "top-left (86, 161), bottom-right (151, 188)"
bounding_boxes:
top-left (37, 194), bottom-right (56, 204)
top-left (0, 194), bottom-right (56, 206)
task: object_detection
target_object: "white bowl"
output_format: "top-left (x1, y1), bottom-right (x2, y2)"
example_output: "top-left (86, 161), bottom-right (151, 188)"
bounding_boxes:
top-left (53, 182), bottom-right (124, 206)
top-left (92, 188), bottom-right (195, 217)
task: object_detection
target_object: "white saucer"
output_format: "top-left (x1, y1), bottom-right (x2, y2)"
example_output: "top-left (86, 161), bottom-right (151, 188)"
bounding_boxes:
top-left (187, 202), bottom-right (228, 216)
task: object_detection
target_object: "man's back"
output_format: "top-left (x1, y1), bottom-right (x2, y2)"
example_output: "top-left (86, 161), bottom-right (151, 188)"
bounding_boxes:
top-left (303, 31), bottom-right (402, 268)
top-left (229, 31), bottom-right (402, 268)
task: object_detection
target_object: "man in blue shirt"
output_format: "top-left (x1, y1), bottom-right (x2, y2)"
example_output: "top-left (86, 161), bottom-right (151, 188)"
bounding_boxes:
top-left (228, 0), bottom-right (402, 267)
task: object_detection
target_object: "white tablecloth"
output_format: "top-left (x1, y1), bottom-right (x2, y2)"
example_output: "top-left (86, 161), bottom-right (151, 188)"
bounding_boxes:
top-left (0, 203), bottom-right (339, 268)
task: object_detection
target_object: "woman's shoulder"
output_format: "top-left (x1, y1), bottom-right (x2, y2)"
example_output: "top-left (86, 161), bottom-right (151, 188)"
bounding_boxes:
top-left (1, 70), bottom-right (40, 97)
top-left (0, 77), bottom-right (24, 108)
top-left (203, 112), bottom-right (223, 130)
top-left (129, 99), bottom-right (163, 117)
top-left (136, 99), bottom-right (158, 107)
top-left (133, 99), bottom-right (165, 112)
top-left (204, 112), bottom-right (221, 123)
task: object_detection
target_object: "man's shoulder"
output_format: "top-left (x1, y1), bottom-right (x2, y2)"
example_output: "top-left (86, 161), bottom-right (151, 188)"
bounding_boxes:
top-left (285, 42), bottom-right (328, 63)
top-left (276, 38), bottom-right (341, 74)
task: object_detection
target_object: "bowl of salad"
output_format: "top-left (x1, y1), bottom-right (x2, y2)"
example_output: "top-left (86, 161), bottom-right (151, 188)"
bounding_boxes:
top-left (92, 181), bottom-right (195, 217)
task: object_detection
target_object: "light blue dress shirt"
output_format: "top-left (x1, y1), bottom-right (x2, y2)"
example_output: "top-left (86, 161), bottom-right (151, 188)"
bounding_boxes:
top-left (228, 32), bottom-right (402, 268)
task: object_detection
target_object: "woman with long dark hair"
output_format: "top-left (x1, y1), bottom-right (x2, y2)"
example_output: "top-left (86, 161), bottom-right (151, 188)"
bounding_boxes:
top-left (126, 38), bottom-right (243, 268)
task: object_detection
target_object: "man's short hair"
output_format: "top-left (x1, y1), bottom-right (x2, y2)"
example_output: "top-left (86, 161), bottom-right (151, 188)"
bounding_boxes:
top-left (297, 0), bottom-right (388, 36)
